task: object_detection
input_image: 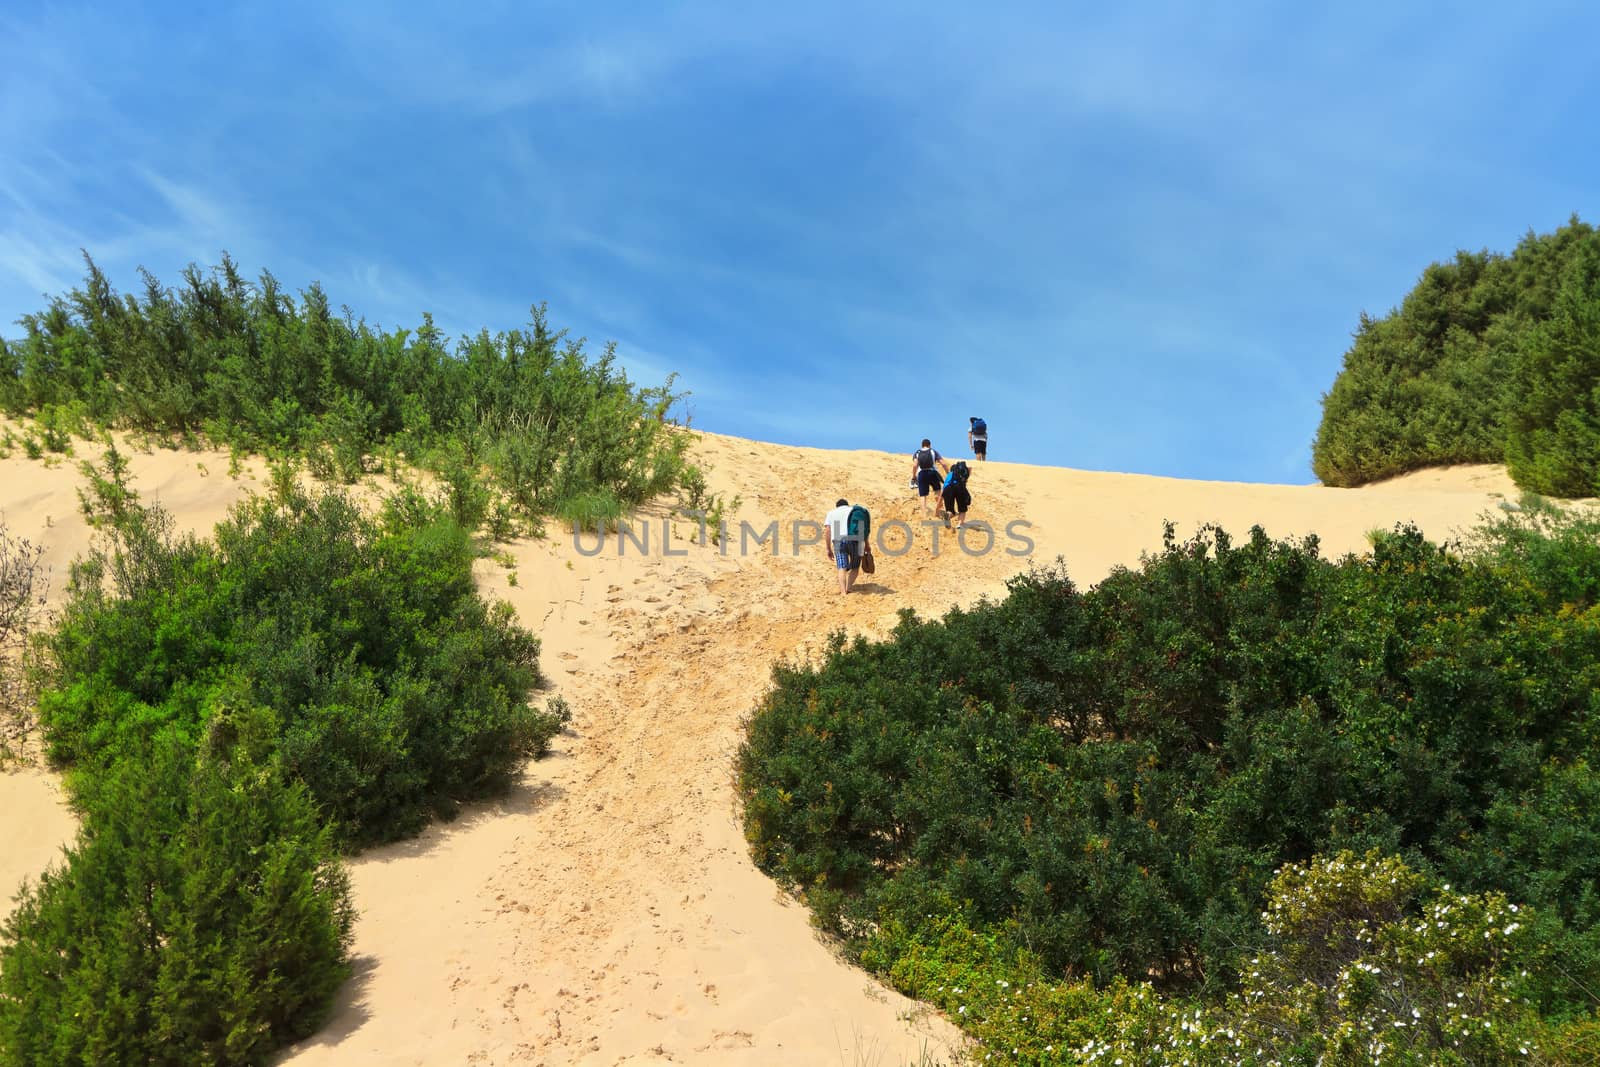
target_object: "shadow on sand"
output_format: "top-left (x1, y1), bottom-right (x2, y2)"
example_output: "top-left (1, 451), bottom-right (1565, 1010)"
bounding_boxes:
top-left (358, 773), bottom-right (567, 866)
top-left (848, 581), bottom-right (895, 596)
top-left (279, 953), bottom-right (375, 1056)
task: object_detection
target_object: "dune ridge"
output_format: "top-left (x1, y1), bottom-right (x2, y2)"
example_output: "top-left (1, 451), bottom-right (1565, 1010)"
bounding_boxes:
top-left (0, 430), bottom-right (1521, 1065)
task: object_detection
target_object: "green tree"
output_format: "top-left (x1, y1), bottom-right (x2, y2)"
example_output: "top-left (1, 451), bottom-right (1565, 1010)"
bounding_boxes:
top-left (1506, 234), bottom-right (1600, 496)
top-left (0, 720), bottom-right (353, 1066)
top-left (1313, 216), bottom-right (1600, 494)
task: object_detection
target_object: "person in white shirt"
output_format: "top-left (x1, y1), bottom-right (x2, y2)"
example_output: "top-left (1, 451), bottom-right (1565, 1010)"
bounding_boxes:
top-left (824, 498), bottom-right (865, 595)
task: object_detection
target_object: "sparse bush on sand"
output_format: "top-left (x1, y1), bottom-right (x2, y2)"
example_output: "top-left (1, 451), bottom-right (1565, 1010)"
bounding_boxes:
top-left (0, 522), bottom-right (48, 732)
top-left (557, 488), bottom-right (626, 534)
top-left (0, 254), bottom-right (694, 530)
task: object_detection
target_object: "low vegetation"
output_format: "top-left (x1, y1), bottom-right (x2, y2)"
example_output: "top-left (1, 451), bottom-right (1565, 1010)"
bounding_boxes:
top-left (739, 507), bottom-right (1600, 1062)
top-left (0, 253), bottom-right (697, 533)
top-left (0, 525), bottom-right (47, 733)
top-left (42, 448), bottom-right (561, 848)
top-left (0, 453), bottom-right (567, 1064)
top-left (0, 723), bottom-right (353, 1066)
top-left (0, 254), bottom-right (712, 1063)
top-left (1313, 215), bottom-right (1600, 497)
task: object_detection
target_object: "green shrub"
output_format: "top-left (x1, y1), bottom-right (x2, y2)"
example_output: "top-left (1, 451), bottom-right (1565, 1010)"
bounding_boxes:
top-left (557, 489), bottom-right (625, 534)
top-left (1212, 851), bottom-right (1546, 1064)
top-left (861, 854), bottom-right (1571, 1066)
top-left (40, 473), bottom-right (557, 847)
top-left (35, 403), bottom-right (83, 453)
top-left (0, 721), bottom-right (353, 1066)
top-left (0, 255), bottom-right (694, 527)
top-left (1466, 495), bottom-right (1600, 608)
top-left (436, 441), bottom-right (492, 531)
top-left (1313, 216), bottom-right (1600, 494)
top-left (739, 519), bottom-right (1600, 1053)
top-left (1505, 234), bottom-right (1600, 496)
top-left (485, 497), bottom-right (523, 542)
top-left (677, 463), bottom-right (711, 512)
top-left (1080, 852), bottom-right (1555, 1066)
top-left (862, 904), bottom-right (1162, 1065)
top-left (3, 436), bottom-right (572, 1060)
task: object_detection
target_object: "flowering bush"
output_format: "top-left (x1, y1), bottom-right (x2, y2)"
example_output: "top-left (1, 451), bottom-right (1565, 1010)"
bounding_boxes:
top-left (864, 854), bottom-right (1574, 1066)
top-left (1083, 852), bottom-right (1551, 1066)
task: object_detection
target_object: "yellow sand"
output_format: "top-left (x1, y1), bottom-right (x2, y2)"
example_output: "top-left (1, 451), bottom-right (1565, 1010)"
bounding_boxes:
top-left (0, 428), bottom-right (1522, 1065)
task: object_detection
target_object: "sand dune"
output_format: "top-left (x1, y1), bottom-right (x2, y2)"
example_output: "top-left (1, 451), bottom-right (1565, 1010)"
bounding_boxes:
top-left (0, 430), bottom-right (1524, 1065)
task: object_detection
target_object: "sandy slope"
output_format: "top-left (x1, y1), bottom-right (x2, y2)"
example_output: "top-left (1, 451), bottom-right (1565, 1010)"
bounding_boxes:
top-left (0, 429), bottom-right (1523, 1066)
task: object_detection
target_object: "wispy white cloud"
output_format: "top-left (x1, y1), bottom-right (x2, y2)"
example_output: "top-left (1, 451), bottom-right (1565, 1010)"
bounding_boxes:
top-left (316, 6), bottom-right (708, 115)
top-left (2, 1), bottom-right (1594, 481)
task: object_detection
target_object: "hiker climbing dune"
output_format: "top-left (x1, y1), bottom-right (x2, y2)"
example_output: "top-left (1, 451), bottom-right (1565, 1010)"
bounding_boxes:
top-left (910, 438), bottom-right (948, 517)
top-left (823, 497), bottom-right (872, 595)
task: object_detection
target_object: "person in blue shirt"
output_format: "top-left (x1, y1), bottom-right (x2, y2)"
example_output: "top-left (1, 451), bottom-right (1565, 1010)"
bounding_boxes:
top-left (940, 461), bottom-right (973, 529)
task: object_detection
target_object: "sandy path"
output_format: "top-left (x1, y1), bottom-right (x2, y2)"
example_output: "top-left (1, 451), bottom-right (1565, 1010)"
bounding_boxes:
top-left (0, 429), bottom-right (1525, 1065)
top-left (281, 441), bottom-right (1013, 1066)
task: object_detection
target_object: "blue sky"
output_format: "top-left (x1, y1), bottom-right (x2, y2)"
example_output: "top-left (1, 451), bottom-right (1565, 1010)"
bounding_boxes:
top-left (2, 3), bottom-right (1596, 482)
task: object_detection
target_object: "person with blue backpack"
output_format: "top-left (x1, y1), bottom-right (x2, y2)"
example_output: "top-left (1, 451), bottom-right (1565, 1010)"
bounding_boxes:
top-left (941, 461), bottom-right (973, 529)
top-left (824, 497), bottom-right (872, 594)
top-left (968, 416), bottom-right (988, 461)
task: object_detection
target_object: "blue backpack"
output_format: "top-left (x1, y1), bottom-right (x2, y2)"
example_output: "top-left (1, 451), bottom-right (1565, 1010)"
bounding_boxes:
top-left (970, 417), bottom-right (987, 435)
top-left (846, 504), bottom-right (871, 542)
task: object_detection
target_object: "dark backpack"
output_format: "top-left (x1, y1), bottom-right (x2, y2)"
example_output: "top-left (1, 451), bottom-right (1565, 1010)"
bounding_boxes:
top-left (949, 461), bottom-right (970, 485)
top-left (916, 447), bottom-right (935, 470)
top-left (970, 417), bottom-right (986, 435)
top-left (846, 504), bottom-right (871, 542)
